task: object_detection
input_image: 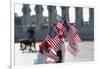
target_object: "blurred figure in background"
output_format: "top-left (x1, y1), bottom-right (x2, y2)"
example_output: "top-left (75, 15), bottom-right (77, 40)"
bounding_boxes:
top-left (27, 28), bottom-right (36, 52)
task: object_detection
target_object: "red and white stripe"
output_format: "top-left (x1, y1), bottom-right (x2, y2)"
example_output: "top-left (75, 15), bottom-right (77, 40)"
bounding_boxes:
top-left (67, 25), bottom-right (81, 45)
top-left (55, 22), bottom-right (63, 30)
top-left (63, 25), bottom-right (81, 56)
top-left (46, 34), bottom-right (63, 52)
top-left (67, 44), bottom-right (80, 56)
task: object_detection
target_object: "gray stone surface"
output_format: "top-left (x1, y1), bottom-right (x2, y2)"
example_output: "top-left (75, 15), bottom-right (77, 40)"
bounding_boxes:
top-left (15, 41), bottom-right (94, 65)
top-left (15, 5), bottom-right (94, 42)
top-left (21, 4), bottom-right (32, 39)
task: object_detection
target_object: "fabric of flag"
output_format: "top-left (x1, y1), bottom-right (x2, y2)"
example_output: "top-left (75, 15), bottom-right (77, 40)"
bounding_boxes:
top-left (62, 21), bottom-right (81, 56)
top-left (55, 21), bottom-right (63, 30)
top-left (46, 24), bottom-right (64, 52)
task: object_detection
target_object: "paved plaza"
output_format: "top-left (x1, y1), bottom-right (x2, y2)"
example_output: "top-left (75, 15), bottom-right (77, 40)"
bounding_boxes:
top-left (15, 41), bottom-right (94, 65)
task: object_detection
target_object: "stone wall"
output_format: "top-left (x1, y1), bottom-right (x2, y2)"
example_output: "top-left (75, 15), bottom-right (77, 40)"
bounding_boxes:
top-left (15, 4), bottom-right (94, 42)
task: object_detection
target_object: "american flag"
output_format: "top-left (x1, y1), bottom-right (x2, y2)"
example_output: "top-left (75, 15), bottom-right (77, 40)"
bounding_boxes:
top-left (46, 23), bottom-right (64, 52)
top-left (62, 20), bottom-right (81, 56)
top-left (55, 21), bottom-right (63, 30)
top-left (45, 19), bottom-right (81, 56)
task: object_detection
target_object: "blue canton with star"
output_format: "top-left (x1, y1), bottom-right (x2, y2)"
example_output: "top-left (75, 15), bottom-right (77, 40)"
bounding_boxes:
top-left (48, 27), bottom-right (56, 39)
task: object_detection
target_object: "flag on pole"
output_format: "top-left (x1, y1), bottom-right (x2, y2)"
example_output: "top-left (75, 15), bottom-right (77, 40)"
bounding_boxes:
top-left (62, 20), bottom-right (81, 56)
top-left (46, 24), bottom-right (64, 52)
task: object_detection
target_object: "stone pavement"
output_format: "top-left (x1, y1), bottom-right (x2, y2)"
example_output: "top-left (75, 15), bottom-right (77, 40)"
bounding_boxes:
top-left (15, 41), bottom-right (94, 65)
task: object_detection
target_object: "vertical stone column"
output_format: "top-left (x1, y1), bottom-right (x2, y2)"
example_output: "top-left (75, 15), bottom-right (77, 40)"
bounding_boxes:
top-left (75, 7), bottom-right (83, 27)
top-left (89, 8), bottom-right (94, 40)
top-left (47, 6), bottom-right (56, 26)
top-left (22, 4), bottom-right (31, 39)
top-left (61, 6), bottom-right (69, 62)
top-left (35, 5), bottom-right (44, 41)
top-left (61, 6), bottom-right (69, 21)
top-left (89, 8), bottom-right (94, 25)
top-left (75, 7), bottom-right (83, 40)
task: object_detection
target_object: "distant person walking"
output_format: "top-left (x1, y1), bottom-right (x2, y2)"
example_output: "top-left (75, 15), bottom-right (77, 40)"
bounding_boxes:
top-left (27, 28), bottom-right (36, 52)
